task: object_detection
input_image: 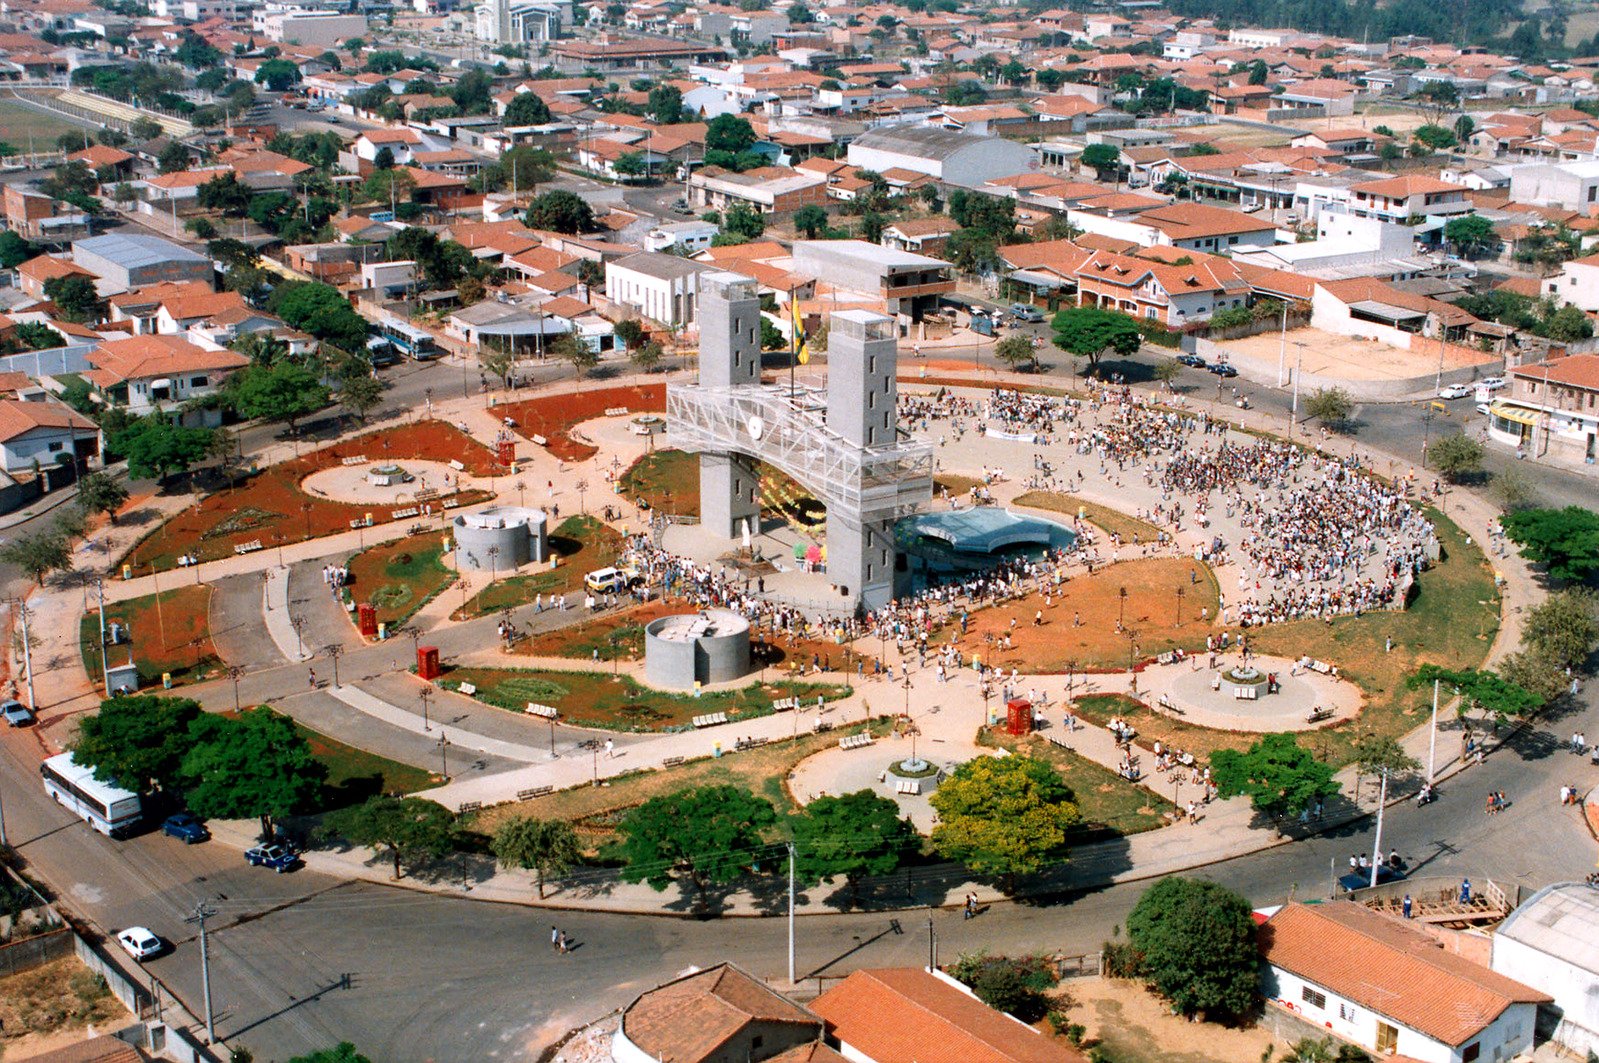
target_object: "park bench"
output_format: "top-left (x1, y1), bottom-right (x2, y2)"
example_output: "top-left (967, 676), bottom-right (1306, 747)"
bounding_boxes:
top-left (234, 540), bottom-right (263, 555)
top-left (604, 406), bottom-right (629, 417)
top-left (458, 802), bottom-right (481, 813)
top-left (661, 756), bottom-right (684, 767)
top-left (391, 507), bottom-right (420, 520)
top-left (1047, 735), bottom-right (1072, 750)
top-left (443, 499), bottom-right (461, 509)
top-left (1305, 705), bottom-right (1333, 724)
top-left (692, 712), bottom-right (729, 728)
top-left (516, 786), bottom-right (553, 801)
top-left (448, 459), bottom-right (466, 472)
top-left (458, 682), bottom-right (477, 697)
top-left (895, 779), bottom-right (921, 796)
top-left (531, 434), bottom-right (548, 446)
top-left (773, 696), bottom-right (798, 711)
top-left (838, 733), bottom-right (873, 750)
top-left (341, 456), bottom-right (367, 466)
top-left (525, 703), bottom-right (558, 718)
top-left (1234, 686), bottom-right (1258, 700)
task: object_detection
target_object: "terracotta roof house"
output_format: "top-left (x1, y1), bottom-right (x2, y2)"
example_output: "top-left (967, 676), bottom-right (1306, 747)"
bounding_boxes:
top-left (613, 962), bottom-right (846, 1063)
top-left (1261, 902), bottom-right (1549, 1063)
top-left (85, 335), bottom-right (247, 421)
top-left (0, 398), bottom-right (99, 473)
top-left (812, 967), bottom-right (1089, 1063)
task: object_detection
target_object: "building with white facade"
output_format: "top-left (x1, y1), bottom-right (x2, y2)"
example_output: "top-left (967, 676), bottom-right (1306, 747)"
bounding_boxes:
top-left (605, 252), bottom-right (711, 327)
top-left (1260, 902), bottom-right (1547, 1063)
top-left (1508, 160), bottom-right (1599, 210)
top-left (254, 8), bottom-right (367, 45)
top-left (1492, 882), bottom-right (1599, 1057)
top-left (1541, 252), bottom-right (1599, 311)
top-left (475, 0), bottom-right (569, 43)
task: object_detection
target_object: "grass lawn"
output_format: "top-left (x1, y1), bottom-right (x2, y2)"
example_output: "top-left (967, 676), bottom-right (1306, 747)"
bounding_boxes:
top-left (517, 602), bottom-right (673, 661)
top-left (934, 473), bottom-right (985, 498)
top-left (78, 585), bottom-right (221, 690)
top-left (298, 722), bottom-right (439, 804)
top-left (346, 531), bottom-right (453, 630)
top-left (439, 666), bottom-right (852, 732)
top-left (1014, 490), bottom-right (1164, 542)
top-left (984, 729), bottom-right (1173, 837)
top-left (619, 448), bottom-right (700, 516)
top-left (0, 100), bottom-right (92, 150)
top-left (469, 719), bottom-right (889, 839)
top-left (455, 514), bottom-right (623, 618)
top-left (0, 955), bottom-right (129, 1057)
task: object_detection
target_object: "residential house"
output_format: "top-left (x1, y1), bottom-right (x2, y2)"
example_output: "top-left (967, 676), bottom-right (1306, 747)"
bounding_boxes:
top-left (15, 255), bottom-right (96, 300)
top-left (881, 218), bottom-right (959, 257)
top-left (811, 967), bottom-right (1089, 1063)
top-left (1347, 175), bottom-right (1472, 222)
top-left (2, 185), bottom-right (90, 243)
top-left (85, 334), bottom-right (248, 422)
top-left (1489, 355), bottom-right (1599, 464)
top-left (0, 399), bottom-right (98, 473)
top-left (1508, 160), bottom-right (1599, 210)
top-left (1310, 277), bottom-right (1480, 348)
top-left (605, 252), bottom-right (711, 327)
top-left (846, 126), bottom-right (1037, 185)
top-left (1260, 901), bottom-right (1547, 1063)
top-left (790, 240), bottom-right (953, 322)
top-left (689, 166), bottom-right (828, 215)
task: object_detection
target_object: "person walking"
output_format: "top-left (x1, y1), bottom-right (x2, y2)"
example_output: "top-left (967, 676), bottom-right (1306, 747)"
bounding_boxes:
top-left (307, 668), bottom-right (316, 689)
top-left (605, 738), bottom-right (615, 759)
top-left (1402, 894), bottom-right (1413, 919)
top-left (551, 926), bottom-right (560, 952)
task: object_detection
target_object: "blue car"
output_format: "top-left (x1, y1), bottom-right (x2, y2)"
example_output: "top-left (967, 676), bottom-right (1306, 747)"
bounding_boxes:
top-left (161, 812), bottom-right (210, 844)
top-left (245, 843), bottom-right (300, 873)
top-left (1338, 864), bottom-right (1405, 894)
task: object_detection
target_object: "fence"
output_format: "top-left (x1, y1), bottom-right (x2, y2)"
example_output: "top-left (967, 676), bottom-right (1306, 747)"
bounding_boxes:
top-left (0, 926), bottom-right (73, 977)
top-left (74, 933), bottom-right (152, 1017)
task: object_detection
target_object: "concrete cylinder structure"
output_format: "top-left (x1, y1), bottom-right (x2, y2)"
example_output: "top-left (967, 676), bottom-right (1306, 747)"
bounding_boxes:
top-left (644, 609), bottom-right (752, 690)
top-left (453, 506), bottom-right (548, 572)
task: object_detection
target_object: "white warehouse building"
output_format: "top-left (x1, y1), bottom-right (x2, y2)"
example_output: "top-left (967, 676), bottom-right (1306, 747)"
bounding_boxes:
top-left (846, 126), bottom-right (1037, 187)
top-left (1492, 882), bottom-right (1599, 1058)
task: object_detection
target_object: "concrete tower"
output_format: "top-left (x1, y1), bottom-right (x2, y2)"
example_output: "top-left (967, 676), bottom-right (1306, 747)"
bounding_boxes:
top-left (697, 271), bottom-right (762, 539)
top-left (824, 309), bottom-right (899, 609)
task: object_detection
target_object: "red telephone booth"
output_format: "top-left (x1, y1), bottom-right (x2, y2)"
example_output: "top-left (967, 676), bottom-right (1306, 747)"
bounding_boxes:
top-left (497, 439), bottom-right (515, 467)
top-left (417, 645), bottom-right (441, 680)
top-left (1006, 698), bottom-right (1032, 736)
top-left (357, 603), bottom-right (378, 637)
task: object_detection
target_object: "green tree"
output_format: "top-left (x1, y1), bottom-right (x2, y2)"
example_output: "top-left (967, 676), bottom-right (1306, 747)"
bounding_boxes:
top-left (286, 1044), bottom-right (372, 1063)
top-left (1429, 432), bottom-right (1485, 482)
top-left (646, 84), bottom-right (685, 123)
top-left (14, 322), bottom-right (64, 351)
top-left (1543, 303), bottom-right (1594, 342)
top-left (1210, 733), bottom-right (1339, 823)
top-left (993, 334), bottom-right (1036, 371)
top-left (180, 708), bottom-right (326, 839)
top-left (111, 416), bottom-right (216, 483)
top-left (613, 785), bottom-right (777, 900)
top-left (43, 275), bottom-right (103, 323)
top-left (197, 171), bottom-right (252, 215)
top-left (72, 695), bottom-right (201, 791)
top-left (491, 815), bottom-right (582, 898)
top-left (1153, 358), bottom-right (1182, 386)
top-left (0, 528), bottom-right (72, 584)
top-left (156, 142), bottom-right (190, 175)
top-left (338, 373), bottom-right (384, 423)
top-left (630, 339), bottom-right (665, 375)
top-left (1502, 506), bottom-right (1599, 582)
top-left (1412, 123), bottom-right (1457, 150)
top-left (226, 361), bottom-right (331, 435)
top-left (1080, 143), bottom-right (1120, 179)
top-left (794, 203), bottom-right (828, 239)
top-left (790, 790), bottom-right (919, 903)
top-left (363, 167), bottom-right (415, 207)
top-left (76, 471), bottom-right (128, 525)
top-left (948, 953), bottom-right (1056, 1022)
top-left (550, 333), bottom-right (598, 378)
top-left (1050, 306), bottom-right (1141, 374)
top-left (612, 151), bottom-right (649, 180)
top-left (254, 58), bottom-right (302, 92)
top-left (705, 114), bottom-right (757, 155)
top-left (612, 318), bottom-right (646, 351)
top-left (1520, 588), bottom-right (1599, 671)
top-left (0, 230), bottom-right (34, 269)
top-left (324, 795), bottom-right (456, 880)
top-left (1444, 214), bottom-right (1495, 258)
top-left (526, 189), bottom-right (594, 234)
top-left (1124, 877), bottom-right (1260, 1019)
top-left (1410, 665), bottom-right (1546, 721)
top-left (722, 204), bottom-right (765, 242)
top-left (130, 117), bottom-right (162, 141)
top-left (504, 91), bottom-right (552, 125)
top-left (1303, 386), bottom-right (1354, 429)
top-left (1349, 734), bottom-right (1420, 800)
top-left (929, 754), bottom-right (1079, 891)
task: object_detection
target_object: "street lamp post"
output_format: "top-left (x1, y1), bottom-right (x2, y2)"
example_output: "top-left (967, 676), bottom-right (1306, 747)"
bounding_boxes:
top-left (420, 686), bottom-right (433, 732)
top-left (228, 665), bottom-right (245, 714)
top-left (1126, 630), bottom-right (1139, 694)
top-left (576, 478), bottom-right (588, 515)
top-left (325, 644), bottom-right (344, 687)
top-left (1175, 585), bottom-right (1186, 627)
top-left (290, 615), bottom-right (306, 660)
top-left (1117, 586), bottom-right (1127, 630)
top-left (438, 734), bottom-right (451, 777)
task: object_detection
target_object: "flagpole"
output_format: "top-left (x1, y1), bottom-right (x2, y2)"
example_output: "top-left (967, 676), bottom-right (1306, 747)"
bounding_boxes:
top-left (789, 283), bottom-right (797, 397)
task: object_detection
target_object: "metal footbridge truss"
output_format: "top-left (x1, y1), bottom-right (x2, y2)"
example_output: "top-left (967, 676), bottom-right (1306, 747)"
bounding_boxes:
top-left (667, 382), bottom-right (933, 521)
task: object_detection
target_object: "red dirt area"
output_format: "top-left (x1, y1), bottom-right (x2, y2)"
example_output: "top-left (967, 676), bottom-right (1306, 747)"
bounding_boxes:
top-left (946, 556), bottom-right (1222, 672)
top-left (498, 383), bottom-right (665, 462)
top-left (124, 420), bottom-right (500, 573)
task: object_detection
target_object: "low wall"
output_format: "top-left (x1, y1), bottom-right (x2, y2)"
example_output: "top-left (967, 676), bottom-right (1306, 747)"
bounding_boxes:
top-left (74, 932), bottom-right (151, 1017)
top-left (0, 926), bottom-right (73, 977)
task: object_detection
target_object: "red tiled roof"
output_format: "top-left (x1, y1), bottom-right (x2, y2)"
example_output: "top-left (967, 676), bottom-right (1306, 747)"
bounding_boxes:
top-left (0, 398), bottom-right (96, 442)
top-left (814, 969), bottom-right (1089, 1063)
top-left (1510, 353), bottom-right (1599, 390)
top-left (1261, 903), bottom-right (1549, 1047)
top-left (622, 963), bottom-right (822, 1063)
top-left (86, 335), bottom-right (248, 386)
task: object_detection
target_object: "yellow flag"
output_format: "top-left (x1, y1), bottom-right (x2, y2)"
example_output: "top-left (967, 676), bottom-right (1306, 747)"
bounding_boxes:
top-left (798, 344), bottom-right (809, 365)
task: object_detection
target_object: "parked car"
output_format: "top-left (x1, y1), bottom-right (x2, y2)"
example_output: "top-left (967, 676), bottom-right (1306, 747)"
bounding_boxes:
top-left (162, 812), bottom-right (210, 844)
top-left (1338, 864), bottom-right (1405, 894)
top-left (1438, 383), bottom-right (1473, 399)
top-left (1478, 377), bottom-right (1507, 391)
top-left (1, 699), bottom-right (32, 726)
top-left (1476, 402), bottom-right (1493, 416)
top-left (1177, 353), bottom-right (1208, 368)
top-left (1210, 362), bottom-right (1239, 377)
top-left (1008, 303), bottom-right (1044, 323)
top-left (117, 927), bottom-right (164, 961)
top-left (245, 843), bottom-right (300, 873)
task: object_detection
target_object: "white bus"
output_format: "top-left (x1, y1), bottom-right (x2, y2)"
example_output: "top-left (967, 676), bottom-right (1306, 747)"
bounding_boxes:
top-left (40, 753), bottom-right (142, 838)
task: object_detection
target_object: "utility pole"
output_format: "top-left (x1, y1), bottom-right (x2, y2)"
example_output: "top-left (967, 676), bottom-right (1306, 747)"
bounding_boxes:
top-left (925, 916), bottom-right (936, 972)
top-left (787, 843), bottom-right (796, 985)
top-left (1368, 768), bottom-right (1389, 890)
top-left (11, 598), bottom-right (35, 712)
top-left (1427, 678), bottom-right (1439, 784)
top-left (96, 578), bottom-right (109, 694)
top-left (186, 901), bottom-right (218, 1044)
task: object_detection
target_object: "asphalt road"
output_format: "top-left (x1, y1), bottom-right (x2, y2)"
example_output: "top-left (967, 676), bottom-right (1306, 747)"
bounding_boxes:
top-left (4, 667), bottom-right (1595, 1062)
